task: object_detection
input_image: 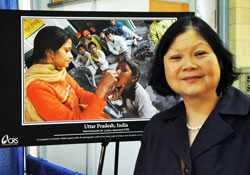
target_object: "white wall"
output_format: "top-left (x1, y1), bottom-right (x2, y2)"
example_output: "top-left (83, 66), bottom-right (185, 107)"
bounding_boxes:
top-left (46, 144), bottom-right (88, 173)
top-left (18, 0), bottom-right (31, 10)
top-left (96, 0), bottom-right (149, 12)
top-left (42, 141), bottom-right (141, 174)
top-left (55, 0), bottom-right (149, 12)
top-left (197, 0), bottom-right (218, 32)
top-left (18, 0), bottom-right (149, 11)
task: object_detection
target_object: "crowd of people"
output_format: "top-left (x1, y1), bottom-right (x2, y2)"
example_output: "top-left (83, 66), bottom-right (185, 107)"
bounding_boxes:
top-left (73, 20), bottom-right (144, 75)
top-left (71, 19), bottom-right (160, 119)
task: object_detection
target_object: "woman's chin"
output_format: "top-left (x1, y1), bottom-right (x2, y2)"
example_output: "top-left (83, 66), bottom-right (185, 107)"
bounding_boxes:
top-left (63, 63), bottom-right (70, 69)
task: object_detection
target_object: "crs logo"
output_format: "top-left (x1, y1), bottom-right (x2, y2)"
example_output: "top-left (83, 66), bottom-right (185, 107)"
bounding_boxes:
top-left (1, 135), bottom-right (18, 145)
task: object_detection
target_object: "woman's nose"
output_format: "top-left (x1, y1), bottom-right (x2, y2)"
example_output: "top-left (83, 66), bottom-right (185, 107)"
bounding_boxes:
top-left (182, 56), bottom-right (197, 70)
top-left (69, 52), bottom-right (73, 59)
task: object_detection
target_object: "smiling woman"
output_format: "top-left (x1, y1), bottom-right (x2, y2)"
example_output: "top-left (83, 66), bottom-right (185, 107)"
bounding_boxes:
top-left (24, 26), bottom-right (119, 122)
top-left (134, 16), bottom-right (250, 175)
top-left (163, 30), bottom-right (221, 99)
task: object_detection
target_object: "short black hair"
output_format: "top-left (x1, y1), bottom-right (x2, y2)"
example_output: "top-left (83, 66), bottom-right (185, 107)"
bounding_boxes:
top-left (26, 26), bottom-right (72, 68)
top-left (88, 41), bottom-right (97, 49)
top-left (149, 15), bottom-right (239, 97)
top-left (76, 43), bottom-right (86, 51)
top-left (104, 28), bottom-right (114, 36)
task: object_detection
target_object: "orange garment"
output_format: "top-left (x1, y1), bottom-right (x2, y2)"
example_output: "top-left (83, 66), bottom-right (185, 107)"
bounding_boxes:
top-left (26, 73), bottom-right (110, 121)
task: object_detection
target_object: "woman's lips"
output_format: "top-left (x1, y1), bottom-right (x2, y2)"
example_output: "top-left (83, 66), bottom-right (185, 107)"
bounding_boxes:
top-left (182, 76), bottom-right (202, 82)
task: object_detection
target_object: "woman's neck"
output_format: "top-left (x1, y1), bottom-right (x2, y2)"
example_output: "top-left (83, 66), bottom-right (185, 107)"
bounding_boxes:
top-left (121, 82), bottom-right (136, 100)
top-left (38, 59), bottom-right (63, 70)
top-left (183, 93), bottom-right (220, 147)
top-left (183, 93), bottom-right (219, 126)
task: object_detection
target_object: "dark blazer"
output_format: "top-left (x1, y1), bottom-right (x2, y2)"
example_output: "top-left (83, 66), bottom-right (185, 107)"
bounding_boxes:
top-left (134, 86), bottom-right (250, 175)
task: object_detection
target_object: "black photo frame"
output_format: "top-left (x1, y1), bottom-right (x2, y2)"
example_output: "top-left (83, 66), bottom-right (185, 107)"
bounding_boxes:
top-left (1, 9), bottom-right (194, 147)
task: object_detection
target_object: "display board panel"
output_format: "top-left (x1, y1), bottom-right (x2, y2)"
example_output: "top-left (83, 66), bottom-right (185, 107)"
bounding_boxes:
top-left (0, 10), bottom-right (193, 147)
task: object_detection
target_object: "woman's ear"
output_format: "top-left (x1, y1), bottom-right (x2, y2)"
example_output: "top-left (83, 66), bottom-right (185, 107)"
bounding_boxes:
top-left (45, 49), bottom-right (55, 59)
top-left (131, 75), bottom-right (139, 83)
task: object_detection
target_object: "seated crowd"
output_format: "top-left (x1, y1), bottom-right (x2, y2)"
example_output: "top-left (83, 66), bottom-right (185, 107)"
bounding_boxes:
top-left (73, 19), bottom-right (143, 76)
top-left (71, 20), bottom-right (158, 119)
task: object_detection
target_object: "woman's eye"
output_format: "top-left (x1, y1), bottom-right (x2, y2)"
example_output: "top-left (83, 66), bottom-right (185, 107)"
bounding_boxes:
top-left (170, 55), bottom-right (181, 60)
top-left (67, 48), bottom-right (72, 52)
top-left (121, 69), bottom-right (127, 72)
top-left (195, 51), bottom-right (207, 56)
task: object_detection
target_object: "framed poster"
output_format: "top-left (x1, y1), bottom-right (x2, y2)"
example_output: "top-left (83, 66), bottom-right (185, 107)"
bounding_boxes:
top-left (0, 9), bottom-right (193, 147)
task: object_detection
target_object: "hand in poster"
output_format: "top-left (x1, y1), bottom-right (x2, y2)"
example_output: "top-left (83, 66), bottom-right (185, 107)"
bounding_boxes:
top-left (95, 70), bottom-right (119, 99)
top-left (105, 85), bottom-right (125, 101)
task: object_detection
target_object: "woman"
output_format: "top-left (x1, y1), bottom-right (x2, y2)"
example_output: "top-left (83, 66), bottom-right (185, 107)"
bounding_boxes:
top-left (25, 26), bottom-right (118, 122)
top-left (107, 59), bottom-right (158, 118)
top-left (134, 16), bottom-right (250, 175)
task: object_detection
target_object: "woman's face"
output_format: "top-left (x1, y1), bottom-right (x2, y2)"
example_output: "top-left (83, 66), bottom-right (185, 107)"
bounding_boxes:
top-left (52, 39), bottom-right (73, 69)
top-left (116, 62), bottom-right (133, 88)
top-left (163, 29), bottom-right (221, 98)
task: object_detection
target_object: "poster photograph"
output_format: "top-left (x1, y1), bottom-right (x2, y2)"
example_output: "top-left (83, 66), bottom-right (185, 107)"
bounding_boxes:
top-left (0, 10), bottom-right (193, 147)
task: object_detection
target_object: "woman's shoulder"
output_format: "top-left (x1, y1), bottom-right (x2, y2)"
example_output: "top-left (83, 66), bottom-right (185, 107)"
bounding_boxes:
top-left (218, 86), bottom-right (250, 116)
top-left (142, 101), bottom-right (184, 135)
top-left (147, 101), bottom-right (184, 125)
top-left (227, 86), bottom-right (250, 99)
top-left (26, 80), bottom-right (56, 96)
top-left (27, 80), bottom-right (45, 89)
